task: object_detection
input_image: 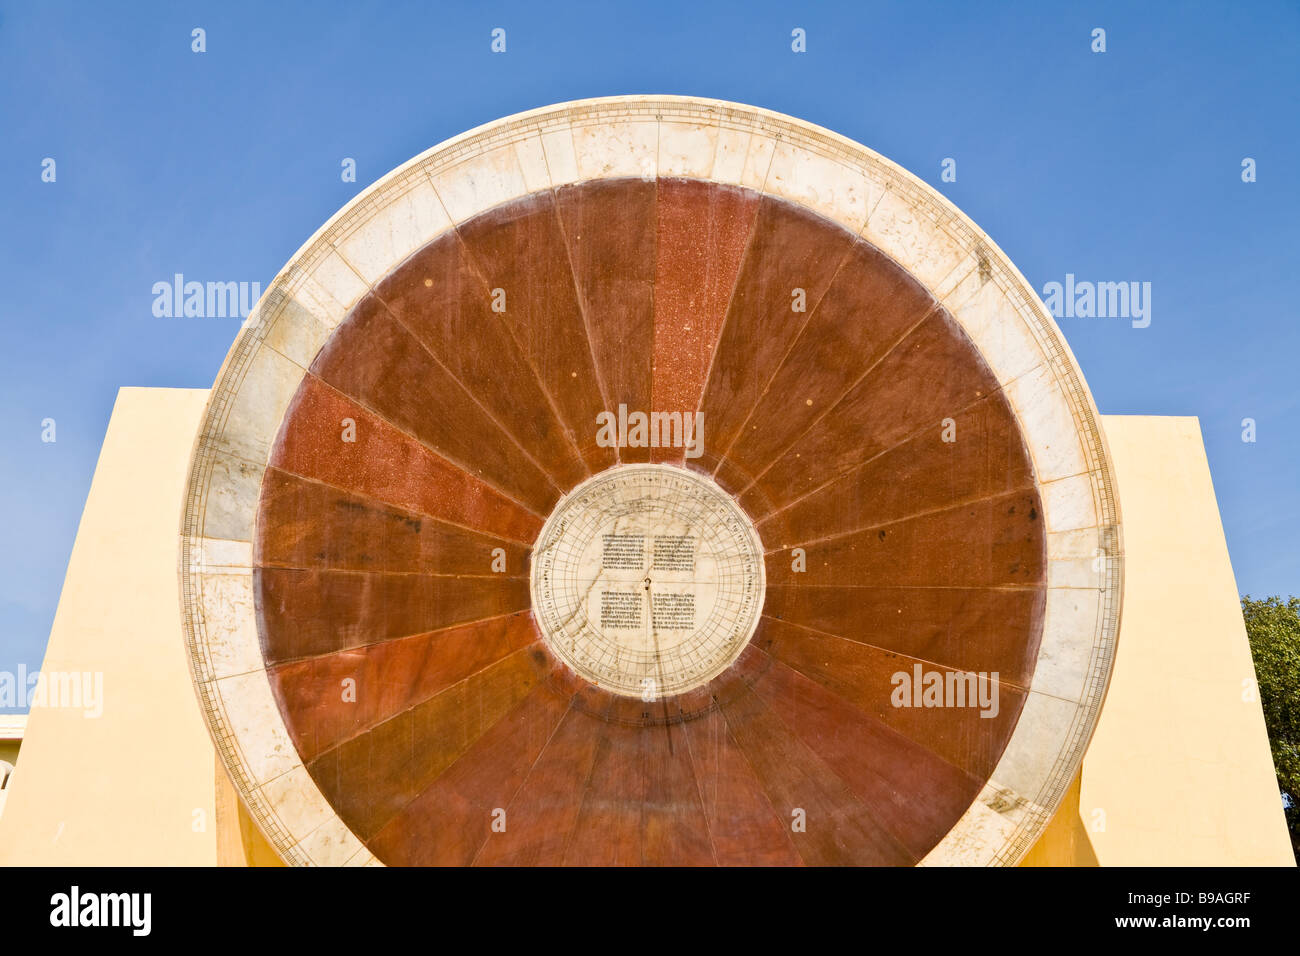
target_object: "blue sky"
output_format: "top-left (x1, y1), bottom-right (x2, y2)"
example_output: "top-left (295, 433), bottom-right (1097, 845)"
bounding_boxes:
top-left (2, 0), bottom-right (1297, 699)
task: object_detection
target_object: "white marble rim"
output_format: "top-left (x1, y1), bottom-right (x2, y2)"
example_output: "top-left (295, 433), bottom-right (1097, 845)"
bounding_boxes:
top-left (178, 95), bottom-right (1124, 867)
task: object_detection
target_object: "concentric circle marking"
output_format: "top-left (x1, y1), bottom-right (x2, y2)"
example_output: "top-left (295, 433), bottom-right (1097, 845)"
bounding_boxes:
top-left (530, 465), bottom-right (765, 698)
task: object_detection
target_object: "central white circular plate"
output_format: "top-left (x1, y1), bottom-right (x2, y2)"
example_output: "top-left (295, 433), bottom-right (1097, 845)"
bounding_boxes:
top-left (530, 464), bottom-right (766, 699)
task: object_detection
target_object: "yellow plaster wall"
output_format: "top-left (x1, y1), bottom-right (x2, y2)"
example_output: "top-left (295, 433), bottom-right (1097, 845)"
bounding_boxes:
top-left (1021, 772), bottom-right (1099, 866)
top-left (0, 388), bottom-right (223, 865)
top-left (215, 754), bottom-right (284, 867)
top-left (1026, 415), bottom-right (1292, 866)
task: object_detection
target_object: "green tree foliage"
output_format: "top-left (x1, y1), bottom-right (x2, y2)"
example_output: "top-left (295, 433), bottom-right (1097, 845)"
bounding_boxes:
top-left (1241, 595), bottom-right (1300, 862)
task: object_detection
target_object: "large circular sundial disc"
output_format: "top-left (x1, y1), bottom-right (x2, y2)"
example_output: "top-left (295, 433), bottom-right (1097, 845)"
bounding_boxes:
top-left (532, 465), bottom-right (765, 699)
top-left (181, 96), bottom-right (1123, 866)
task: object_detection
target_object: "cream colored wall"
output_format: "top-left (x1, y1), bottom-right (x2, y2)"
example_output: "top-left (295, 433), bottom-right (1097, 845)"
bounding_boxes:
top-left (0, 388), bottom-right (224, 865)
top-left (1028, 415), bottom-right (1292, 865)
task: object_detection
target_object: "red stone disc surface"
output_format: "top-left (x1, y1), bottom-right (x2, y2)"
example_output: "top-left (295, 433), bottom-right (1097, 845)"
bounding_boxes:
top-left (257, 178), bottom-right (1041, 866)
